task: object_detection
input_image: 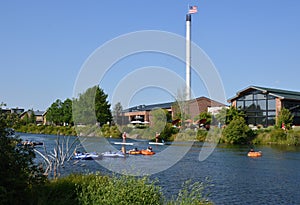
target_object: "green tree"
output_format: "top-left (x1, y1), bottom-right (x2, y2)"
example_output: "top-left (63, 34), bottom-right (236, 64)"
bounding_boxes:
top-left (0, 114), bottom-right (47, 204)
top-left (95, 87), bottom-right (112, 125)
top-left (112, 102), bottom-right (123, 125)
top-left (276, 107), bottom-right (293, 129)
top-left (47, 99), bottom-right (63, 125)
top-left (150, 108), bottom-right (167, 133)
top-left (196, 111), bottom-right (212, 126)
top-left (73, 86), bottom-right (112, 126)
top-left (62, 98), bottom-right (73, 125)
top-left (222, 116), bottom-right (254, 144)
top-left (216, 106), bottom-right (245, 125)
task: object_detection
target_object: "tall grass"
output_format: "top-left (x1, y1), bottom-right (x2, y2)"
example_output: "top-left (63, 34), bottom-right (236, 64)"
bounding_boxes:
top-left (32, 173), bottom-right (212, 205)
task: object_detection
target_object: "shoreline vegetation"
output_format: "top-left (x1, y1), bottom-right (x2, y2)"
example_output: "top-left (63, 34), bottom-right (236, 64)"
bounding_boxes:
top-left (15, 123), bottom-right (300, 146)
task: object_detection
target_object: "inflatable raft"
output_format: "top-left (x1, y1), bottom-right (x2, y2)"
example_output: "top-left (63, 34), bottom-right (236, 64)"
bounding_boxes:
top-left (247, 151), bottom-right (262, 157)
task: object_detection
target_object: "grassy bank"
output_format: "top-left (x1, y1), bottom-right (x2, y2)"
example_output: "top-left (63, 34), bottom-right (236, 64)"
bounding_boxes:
top-left (31, 173), bottom-right (212, 205)
top-left (16, 124), bottom-right (77, 136)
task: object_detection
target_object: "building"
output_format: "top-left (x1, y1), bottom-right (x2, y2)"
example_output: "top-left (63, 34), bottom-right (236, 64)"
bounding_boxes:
top-left (0, 107), bottom-right (24, 115)
top-left (122, 96), bottom-right (226, 125)
top-left (228, 86), bottom-right (300, 126)
top-left (20, 110), bottom-right (46, 125)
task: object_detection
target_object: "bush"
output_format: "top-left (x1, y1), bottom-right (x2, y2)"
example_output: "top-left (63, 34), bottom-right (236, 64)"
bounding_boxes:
top-left (0, 116), bottom-right (47, 205)
top-left (222, 117), bottom-right (254, 144)
top-left (270, 128), bottom-right (287, 142)
top-left (77, 174), bottom-right (162, 205)
top-left (197, 129), bottom-right (208, 142)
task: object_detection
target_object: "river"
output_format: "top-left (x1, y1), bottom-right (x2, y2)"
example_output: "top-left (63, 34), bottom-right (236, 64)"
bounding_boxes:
top-left (19, 133), bottom-right (300, 204)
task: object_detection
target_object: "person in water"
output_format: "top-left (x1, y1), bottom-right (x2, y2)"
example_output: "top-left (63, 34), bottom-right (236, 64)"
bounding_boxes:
top-left (155, 132), bottom-right (160, 143)
top-left (147, 146), bottom-right (153, 152)
top-left (122, 132), bottom-right (126, 143)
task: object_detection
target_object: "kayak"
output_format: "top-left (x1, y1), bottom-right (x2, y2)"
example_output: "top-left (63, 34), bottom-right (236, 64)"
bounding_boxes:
top-left (141, 150), bottom-right (155, 155)
top-left (74, 152), bottom-right (100, 160)
top-left (102, 151), bottom-right (126, 158)
top-left (247, 151), bottom-right (262, 157)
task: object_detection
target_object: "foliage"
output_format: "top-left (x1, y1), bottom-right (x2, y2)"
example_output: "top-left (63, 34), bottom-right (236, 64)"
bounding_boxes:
top-left (112, 102), bottom-right (123, 125)
top-left (46, 99), bottom-right (73, 126)
top-left (194, 112), bottom-right (212, 125)
top-left (276, 108), bottom-right (293, 129)
top-left (21, 109), bottom-right (36, 125)
top-left (77, 174), bottom-right (163, 205)
top-left (270, 128), bottom-right (287, 142)
top-left (16, 124), bottom-right (77, 136)
top-left (62, 98), bottom-right (73, 125)
top-left (222, 116), bottom-right (254, 144)
top-left (150, 108), bottom-right (168, 133)
top-left (160, 123), bottom-right (179, 141)
top-left (95, 86), bottom-right (113, 125)
top-left (167, 179), bottom-right (213, 205)
top-left (215, 106), bottom-right (245, 125)
top-left (101, 124), bottom-right (121, 138)
top-left (73, 86), bottom-right (112, 126)
top-left (197, 129), bottom-right (208, 142)
top-left (0, 114), bottom-right (47, 205)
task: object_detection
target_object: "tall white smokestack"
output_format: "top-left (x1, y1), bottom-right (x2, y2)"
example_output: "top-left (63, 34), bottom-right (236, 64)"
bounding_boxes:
top-left (186, 14), bottom-right (191, 101)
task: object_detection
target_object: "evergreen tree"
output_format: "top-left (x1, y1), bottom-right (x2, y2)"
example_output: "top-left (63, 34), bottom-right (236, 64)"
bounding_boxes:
top-left (95, 86), bottom-right (112, 125)
top-left (112, 102), bottom-right (123, 125)
top-left (62, 98), bottom-right (73, 125)
top-left (46, 99), bottom-right (63, 125)
top-left (73, 86), bottom-right (112, 126)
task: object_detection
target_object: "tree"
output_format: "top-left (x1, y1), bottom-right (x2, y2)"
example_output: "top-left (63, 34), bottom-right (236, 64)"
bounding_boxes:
top-left (62, 98), bottom-right (73, 125)
top-left (276, 107), bottom-right (293, 129)
top-left (112, 102), bottom-right (123, 125)
top-left (95, 87), bottom-right (112, 125)
top-left (216, 106), bottom-right (245, 125)
top-left (195, 111), bottom-right (212, 130)
top-left (73, 86), bottom-right (112, 126)
top-left (0, 113), bottom-right (46, 204)
top-left (222, 116), bottom-right (254, 144)
top-left (47, 99), bottom-right (63, 125)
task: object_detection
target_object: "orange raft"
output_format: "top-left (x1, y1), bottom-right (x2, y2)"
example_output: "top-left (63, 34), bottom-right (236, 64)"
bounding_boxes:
top-left (129, 150), bottom-right (141, 155)
top-left (247, 151), bottom-right (262, 157)
top-left (140, 150), bottom-right (155, 155)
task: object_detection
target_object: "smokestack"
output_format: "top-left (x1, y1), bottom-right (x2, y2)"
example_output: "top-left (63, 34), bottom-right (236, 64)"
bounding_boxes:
top-left (186, 14), bottom-right (191, 101)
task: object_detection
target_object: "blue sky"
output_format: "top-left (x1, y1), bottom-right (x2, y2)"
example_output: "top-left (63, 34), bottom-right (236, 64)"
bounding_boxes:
top-left (1, 0), bottom-right (300, 111)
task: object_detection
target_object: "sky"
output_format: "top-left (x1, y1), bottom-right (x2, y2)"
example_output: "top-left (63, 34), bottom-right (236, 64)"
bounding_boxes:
top-left (1, 0), bottom-right (300, 111)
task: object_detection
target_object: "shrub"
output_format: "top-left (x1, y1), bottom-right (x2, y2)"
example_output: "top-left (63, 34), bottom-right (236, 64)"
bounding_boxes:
top-left (0, 116), bottom-right (47, 205)
top-left (222, 117), bottom-right (254, 144)
top-left (77, 174), bottom-right (162, 205)
top-left (197, 129), bottom-right (208, 141)
top-left (270, 128), bottom-right (287, 142)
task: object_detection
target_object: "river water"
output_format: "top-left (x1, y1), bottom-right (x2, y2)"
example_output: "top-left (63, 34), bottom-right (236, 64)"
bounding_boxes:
top-left (19, 133), bottom-right (300, 204)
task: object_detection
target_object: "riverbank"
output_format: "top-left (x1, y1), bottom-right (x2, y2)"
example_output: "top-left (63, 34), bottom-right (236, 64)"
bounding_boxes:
top-left (15, 124), bottom-right (300, 146)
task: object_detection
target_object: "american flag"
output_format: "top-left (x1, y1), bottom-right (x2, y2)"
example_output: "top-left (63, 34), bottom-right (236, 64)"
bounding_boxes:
top-left (188, 6), bottom-right (198, 14)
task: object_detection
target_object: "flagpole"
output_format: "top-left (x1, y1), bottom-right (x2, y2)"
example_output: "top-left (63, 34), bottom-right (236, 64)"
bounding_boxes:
top-left (186, 12), bottom-right (191, 101)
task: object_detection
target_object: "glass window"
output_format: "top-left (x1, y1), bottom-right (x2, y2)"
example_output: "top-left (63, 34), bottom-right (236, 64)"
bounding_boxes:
top-left (256, 100), bottom-right (266, 110)
top-left (236, 101), bottom-right (244, 109)
top-left (268, 99), bottom-right (276, 110)
top-left (244, 94), bottom-right (253, 101)
top-left (245, 101), bottom-right (255, 111)
top-left (268, 111), bottom-right (276, 116)
top-left (254, 94), bottom-right (266, 100)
